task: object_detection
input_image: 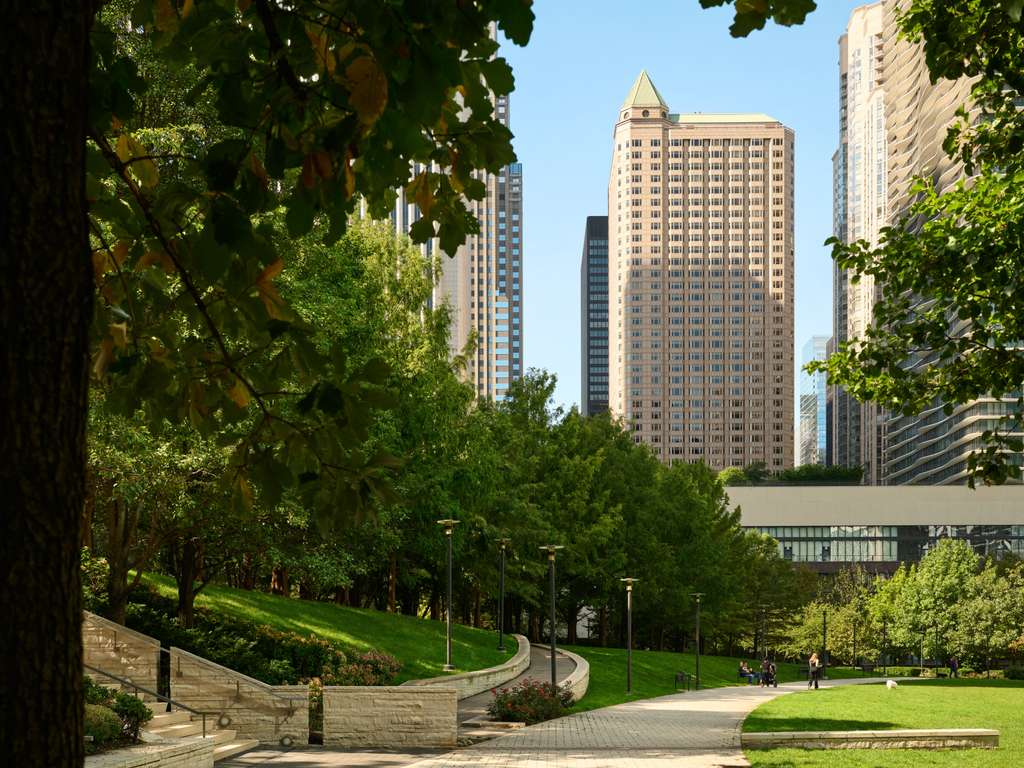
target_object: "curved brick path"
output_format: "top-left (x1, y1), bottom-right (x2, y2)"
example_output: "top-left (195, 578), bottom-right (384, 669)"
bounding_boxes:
top-left (411, 677), bottom-right (885, 768)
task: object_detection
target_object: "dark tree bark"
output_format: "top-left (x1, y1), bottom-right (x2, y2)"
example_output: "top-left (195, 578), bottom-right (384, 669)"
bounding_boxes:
top-left (566, 601), bottom-right (578, 644)
top-left (599, 605), bottom-right (609, 647)
top-left (387, 553), bottom-right (397, 612)
top-left (270, 564), bottom-right (289, 596)
top-left (0, 2), bottom-right (96, 765)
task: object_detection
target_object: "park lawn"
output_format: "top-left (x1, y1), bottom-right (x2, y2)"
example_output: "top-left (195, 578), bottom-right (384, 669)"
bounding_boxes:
top-left (742, 679), bottom-right (1024, 768)
top-left (566, 645), bottom-right (865, 713)
top-left (139, 573), bottom-right (514, 683)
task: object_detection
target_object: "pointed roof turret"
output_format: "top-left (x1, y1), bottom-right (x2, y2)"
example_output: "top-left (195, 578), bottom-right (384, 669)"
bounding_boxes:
top-left (621, 70), bottom-right (668, 110)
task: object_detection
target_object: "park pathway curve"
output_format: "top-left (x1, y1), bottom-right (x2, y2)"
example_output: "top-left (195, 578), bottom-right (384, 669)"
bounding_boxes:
top-left (458, 644), bottom-right (578, 724)
top-left (412, 677), bottom-right (886, 768)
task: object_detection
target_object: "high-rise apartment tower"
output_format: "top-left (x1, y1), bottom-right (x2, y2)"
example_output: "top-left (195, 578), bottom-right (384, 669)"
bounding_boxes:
top-left (831, 2), bottom-right (886, 482)
top-left (607, 71), bottom-right (795, 470)
top-left (389, 95), bottom-right (523, 401)
top-left (581, 216), bottom-right (609, 416)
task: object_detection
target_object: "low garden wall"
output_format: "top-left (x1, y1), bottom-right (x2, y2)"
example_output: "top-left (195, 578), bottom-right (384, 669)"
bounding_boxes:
top-left (741, 728), bottom-right (999, 750)
top-left (168, 648), bottom-right (308, 746)
top-left (322, 686), bottom-right (458, 748)
top-left (556, 646), bottom-right (589, 703)
top-left (401, 634), bottom-right (530, 700)
top-left (84, 737), bottom-right (213, 768)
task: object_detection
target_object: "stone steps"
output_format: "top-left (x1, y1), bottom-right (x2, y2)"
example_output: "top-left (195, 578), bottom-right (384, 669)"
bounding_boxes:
top-left (212, 738), bottom-right (260, 762)
top-left (141, 698), bottom-right (258, 762)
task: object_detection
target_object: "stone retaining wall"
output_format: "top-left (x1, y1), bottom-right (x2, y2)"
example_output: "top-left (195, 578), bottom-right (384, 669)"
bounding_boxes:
top-left (555, 646), bottom-right (589, 703)
top-left (168, 648), bottom-right (308, 746)
top-left (401, 634), bottom-right (530, 700)
top-left (742, 728), bottom-right (999, 750)
top-left (323, 686), bottom-right (457, 748)
top-left (84, 737), bottom-right (213, 768)
top-left (83, 611), bottom-right (160, 693)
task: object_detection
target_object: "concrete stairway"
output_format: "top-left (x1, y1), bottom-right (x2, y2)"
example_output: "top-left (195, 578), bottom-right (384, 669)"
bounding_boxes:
top-left (145, 702), bottom-right (259, 763)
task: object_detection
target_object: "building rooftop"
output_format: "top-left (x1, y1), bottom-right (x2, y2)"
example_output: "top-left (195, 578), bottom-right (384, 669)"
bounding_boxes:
top-left (728, 485), bottom-right (1024, 527)
top-left (621, 70), bottom-right (668, 109)
top-left (670, 112), bottom-right (779, 124)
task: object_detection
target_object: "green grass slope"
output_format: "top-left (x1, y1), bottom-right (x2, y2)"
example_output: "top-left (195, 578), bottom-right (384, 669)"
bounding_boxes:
top-left (140, 574), bottom-right (514, 683)
top-left (743, 679), bottom-right (1024, 767)
top-left (566, 645), bottom-right (865, 712)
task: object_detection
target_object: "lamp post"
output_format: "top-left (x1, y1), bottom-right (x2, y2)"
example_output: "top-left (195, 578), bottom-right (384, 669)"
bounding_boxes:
top-left (822, 608), bottom-right (828, 680)
top-left (882, 617), bottom-right (888, 678)
top-left (540, 545), bottom-right (564, 687)
top-left (690, 592), bottom-right (705, 690)
top-left (759, 607), bottom-right (767, 660)
top-left (620, 578), bottom-right (639, 694)
top-left (437, 519), bottom-right (460, 671)
top-left (497, 538), bottom-right (511, 652)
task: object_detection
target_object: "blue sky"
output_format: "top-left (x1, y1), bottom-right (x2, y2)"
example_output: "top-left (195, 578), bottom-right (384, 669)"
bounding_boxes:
top-left (501, 0), bottom-right (866, 411)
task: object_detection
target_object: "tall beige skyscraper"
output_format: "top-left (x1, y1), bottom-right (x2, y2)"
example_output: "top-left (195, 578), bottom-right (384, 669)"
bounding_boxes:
top-left (608, 72), bottom-right (795, 470)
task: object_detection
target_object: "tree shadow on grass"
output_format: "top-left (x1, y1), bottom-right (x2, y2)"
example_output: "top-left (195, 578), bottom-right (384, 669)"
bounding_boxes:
top-left (894, 678), bottom-right (1024, 689)
top-left (744, 717), bottom-right (897, 733)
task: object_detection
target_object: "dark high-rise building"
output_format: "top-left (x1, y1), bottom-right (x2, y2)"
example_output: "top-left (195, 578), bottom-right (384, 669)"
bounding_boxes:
top-left (580, 216), bottom-right (609, 416)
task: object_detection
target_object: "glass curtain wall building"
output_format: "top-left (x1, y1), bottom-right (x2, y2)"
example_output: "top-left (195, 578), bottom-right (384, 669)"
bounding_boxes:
top-left (580, 216), bottom-right (609, 416)
top-left (799, 336), bottom-right (829, 465)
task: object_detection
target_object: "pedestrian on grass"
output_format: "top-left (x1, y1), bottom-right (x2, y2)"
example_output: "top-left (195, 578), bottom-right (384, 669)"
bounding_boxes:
top-left (808, 652), bottom-right (821, 690)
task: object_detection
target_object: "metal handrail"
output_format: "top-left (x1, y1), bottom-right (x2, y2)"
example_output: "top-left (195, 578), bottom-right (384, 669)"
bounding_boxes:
top-left (84, 662), bottom-right (210, 738)
top-left (169, 646), bottom-right (306, 709)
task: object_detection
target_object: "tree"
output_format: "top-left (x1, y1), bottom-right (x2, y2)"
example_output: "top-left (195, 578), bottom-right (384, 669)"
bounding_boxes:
top-left (807, 2), bottom-right (1024, 486)
top-left (698, 0), bottom-right (819, 38)
top-left (3, 1), bottom-right (535, 763)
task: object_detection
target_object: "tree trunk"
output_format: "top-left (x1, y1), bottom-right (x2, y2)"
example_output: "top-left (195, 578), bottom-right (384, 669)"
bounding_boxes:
top-left (472, 585), bottom-right (481, 628)
top-left (566, 601), bottom-right (578, 645)
top-left (176, 538), bottom-right (199, 628)
top-left (240, 553), bottom-right (256, 590)
top-left (270, 565), bottom-right (289, 596)
top-left (387, 553), bottom-right (397, 613)
top-left (0, 3), bottom-right (94, 764)
top-left (599, 605), bottom-right (608, 647)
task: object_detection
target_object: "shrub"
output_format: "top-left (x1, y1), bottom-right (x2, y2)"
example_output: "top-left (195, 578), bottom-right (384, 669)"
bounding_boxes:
top-left (84, 704), bottom-right (123, 754)
top-left (487, 679), bottom-right (573, 725)
top-left (323, 650), bottom-right (402, 686)
top-left (112, 691), bottom-right (153, 740)
top-left (1005, 665), bottom-right (1024, 680)
top-left (84, 675), bottom-right (114, 706)
top-left (81, 548), bottom-right (110, 614)
top-left (125, 588), bottom-right (348, 684)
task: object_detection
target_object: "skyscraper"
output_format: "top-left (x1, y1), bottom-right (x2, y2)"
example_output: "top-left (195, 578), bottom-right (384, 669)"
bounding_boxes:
top-left (800, 336), bottom-right (829, 466)
top-left (580, 216), bottom-right (609, 416)
top-left (607, 71), bottom-right (795, 470)
top-left (831, 2), bottom-right (886, 482)
top-left (878, 0), bottom-right (1010, 484)
top-left (388, 91), bottom-right (523, 401)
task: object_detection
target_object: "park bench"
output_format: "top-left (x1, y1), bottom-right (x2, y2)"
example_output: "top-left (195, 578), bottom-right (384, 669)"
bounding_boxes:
top-left (674, 671), bottom-right (693, 691)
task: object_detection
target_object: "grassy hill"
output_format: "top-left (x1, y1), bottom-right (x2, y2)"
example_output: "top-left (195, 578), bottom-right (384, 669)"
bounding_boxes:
top-left (568, 644), bottom-right (865, 712)
top-left (139, 574), bottom-right (514, 683)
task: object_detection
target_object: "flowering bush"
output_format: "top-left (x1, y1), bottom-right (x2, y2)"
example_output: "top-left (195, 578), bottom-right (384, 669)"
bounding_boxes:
top-left (487, 679), bottom-right (573, 725)
top-left (323, 650), bottom-right (402, 686)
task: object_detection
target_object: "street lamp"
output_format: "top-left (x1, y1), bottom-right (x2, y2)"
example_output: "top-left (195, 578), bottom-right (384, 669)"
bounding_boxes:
top-left (539, 545), bottom-right (564, 687)
top-left (497, 537), bottom-right (511, 653)
top-left (881, 616), bottom-right (889, 678)
top-left (437, 519), bottom-right (460, 671)
top-left (620, 578), bottom-right (639, 694)
top-left (759, 607), bottom-right (767, 660)
top-left (822, 608), bottom-right (828, 680)
top-left (690, 592), bottom-right (705, 690)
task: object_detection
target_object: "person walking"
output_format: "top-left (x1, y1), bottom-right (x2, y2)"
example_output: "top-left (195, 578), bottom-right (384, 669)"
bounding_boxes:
top-left (950, 656), bottom-right (959, 679)
top-left (808, 652), bottom-right (821, 690)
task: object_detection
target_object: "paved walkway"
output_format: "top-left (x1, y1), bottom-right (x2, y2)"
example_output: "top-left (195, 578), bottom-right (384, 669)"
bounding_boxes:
top-left (410, 677), bottom-right (887, 768)
top-left (459, 644), bottom-right (577, 723)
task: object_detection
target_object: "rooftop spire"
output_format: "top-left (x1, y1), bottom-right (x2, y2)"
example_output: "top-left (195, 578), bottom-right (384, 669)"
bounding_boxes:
top-left (621, 70), bottom-right (667, 110)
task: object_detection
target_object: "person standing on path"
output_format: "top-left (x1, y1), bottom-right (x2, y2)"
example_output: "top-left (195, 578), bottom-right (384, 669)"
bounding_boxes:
top-left (808, 652), bottom-right (821, 689)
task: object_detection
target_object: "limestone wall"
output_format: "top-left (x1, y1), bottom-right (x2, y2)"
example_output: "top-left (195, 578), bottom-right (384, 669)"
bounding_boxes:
top-left (84, 737), bottom-right (213, 768)
top-left (83, 611), bottom-right (160, 693)
top-left (556, 646), bottom-right (589, 703)
top-left (168, 648), bottom-right (308, 746)
top-left (401, 634), bottom-right (530, 700)
top-left (323, 686), bottom-right (457, 748)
